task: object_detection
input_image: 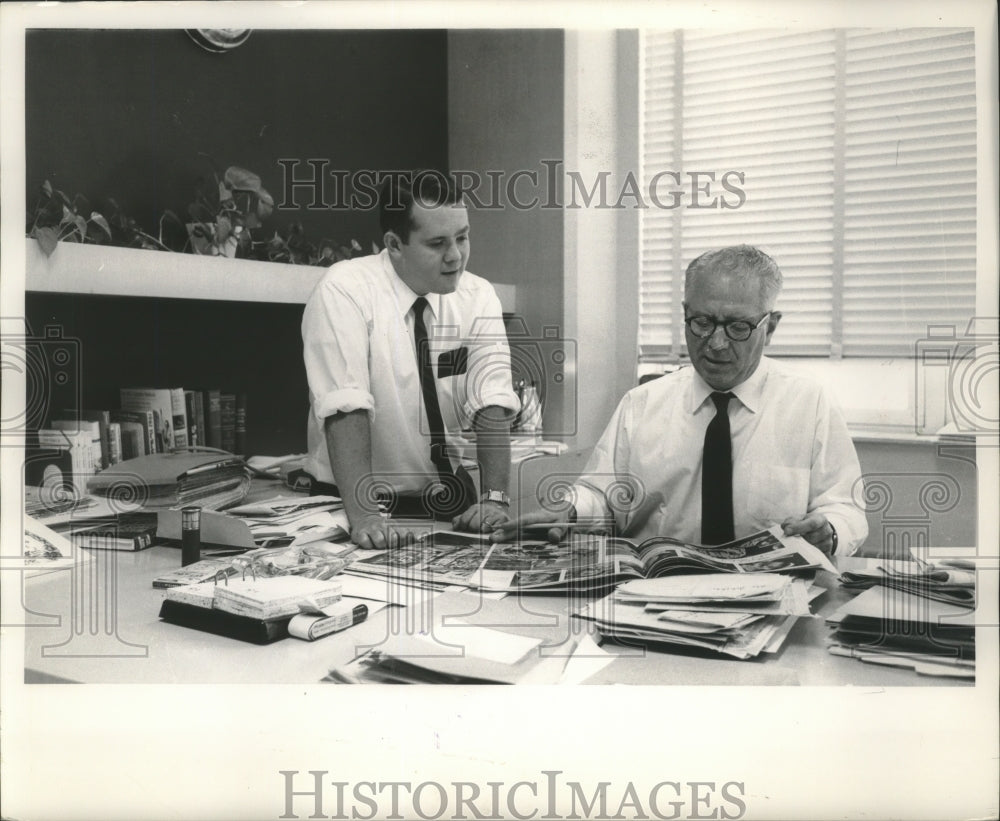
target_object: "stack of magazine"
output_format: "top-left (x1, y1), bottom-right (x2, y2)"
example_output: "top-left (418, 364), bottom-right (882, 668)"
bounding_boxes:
top-left (574, 572), bottom-right (821, 660)
top-left (826, 557), bottom-right (976, 678)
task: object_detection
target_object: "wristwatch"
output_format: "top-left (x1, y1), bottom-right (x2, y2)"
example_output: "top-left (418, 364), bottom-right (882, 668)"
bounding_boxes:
top-left (479, 490), bottom-right (510, 507)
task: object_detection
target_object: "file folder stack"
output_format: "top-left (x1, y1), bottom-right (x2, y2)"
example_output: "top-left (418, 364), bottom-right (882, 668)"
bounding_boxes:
top-left (825, 582), bottom-right (975, 679)
top-left (86, 452), bottom-right (251, 510)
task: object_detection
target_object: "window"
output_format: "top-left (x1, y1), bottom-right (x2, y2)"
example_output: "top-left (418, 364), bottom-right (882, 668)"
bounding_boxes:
top-left (639, 28), bottom-right (976, 361)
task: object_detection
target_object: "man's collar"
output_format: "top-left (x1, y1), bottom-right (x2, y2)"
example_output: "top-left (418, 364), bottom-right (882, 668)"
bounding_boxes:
top-left (382, 250), bottom-right (442, 319)
top-left (689, 356), bottom-right (771, 414)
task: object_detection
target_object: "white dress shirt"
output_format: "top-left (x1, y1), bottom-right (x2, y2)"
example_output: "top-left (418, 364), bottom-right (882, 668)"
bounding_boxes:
top-left (302, 250), bottom-right (520, 492)
top-left (568, 357), bottom-right (868, 555)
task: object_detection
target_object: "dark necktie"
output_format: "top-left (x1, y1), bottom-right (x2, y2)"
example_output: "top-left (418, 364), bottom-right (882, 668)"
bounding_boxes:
top-left (412, 297), bottom-right (475, 515)
top-left (701, 391), bottom-right (735, 545)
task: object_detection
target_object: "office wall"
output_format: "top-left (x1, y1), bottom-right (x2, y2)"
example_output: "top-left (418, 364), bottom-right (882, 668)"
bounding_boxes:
top-left (855, 440), bottom-right (977, 554)
top-left (447, 30), bottom-right (567, 437)
top-left (25, 29), bottom-right (450, 455)
top-left (26, 29), bottom-right (450, 245)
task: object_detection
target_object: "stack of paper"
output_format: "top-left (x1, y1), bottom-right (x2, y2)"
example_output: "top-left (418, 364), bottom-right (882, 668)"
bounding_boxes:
top-left (325, 591), bottom-right (609, 684)
top-left (227, 495), bottom-right (349, 548)
top-left (838, 558), bottom-right (976, 607)
top-left (825, 583), bottom-right (975, 679)
top-left (574, 573), bottom-right (820, 660)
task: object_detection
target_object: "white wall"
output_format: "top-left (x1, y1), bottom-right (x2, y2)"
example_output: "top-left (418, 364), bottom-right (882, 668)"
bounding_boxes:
top-left (563, 30), bottom-right (641, 449)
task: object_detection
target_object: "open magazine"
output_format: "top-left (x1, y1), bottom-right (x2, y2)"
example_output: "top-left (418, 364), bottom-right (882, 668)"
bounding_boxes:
top-left (345, 525), bottom-right (836, 593)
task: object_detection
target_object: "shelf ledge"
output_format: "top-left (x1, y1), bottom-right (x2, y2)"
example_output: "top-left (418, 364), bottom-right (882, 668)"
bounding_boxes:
top-left (24, 238), bottom-right (326, 304)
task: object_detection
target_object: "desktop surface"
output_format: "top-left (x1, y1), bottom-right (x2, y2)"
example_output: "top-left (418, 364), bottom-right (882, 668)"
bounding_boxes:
top-left (19, 545), bottom-right (972, 687)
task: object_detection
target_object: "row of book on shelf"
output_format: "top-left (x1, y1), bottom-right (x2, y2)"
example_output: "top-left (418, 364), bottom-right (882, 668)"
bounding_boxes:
top-left (26, 387), bottom-right (248, 497)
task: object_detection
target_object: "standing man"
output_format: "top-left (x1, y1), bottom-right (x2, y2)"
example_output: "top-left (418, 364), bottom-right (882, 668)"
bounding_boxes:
top-left (302, 172), bottom-right (520, 549)
top-left (495, 245), bottom-right (868, 555)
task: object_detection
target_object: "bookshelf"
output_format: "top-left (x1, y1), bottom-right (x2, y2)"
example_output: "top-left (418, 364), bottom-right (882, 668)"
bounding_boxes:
top-left (23, 238), bottom-right (317, 456)
top-left (22, 238), bottom-right (518, 458)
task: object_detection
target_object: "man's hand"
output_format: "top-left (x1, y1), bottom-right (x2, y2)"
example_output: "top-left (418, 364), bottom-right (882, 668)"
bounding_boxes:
top-left (452, 501), bottom-right (511, 533)
top-left (350, 513), bottom-right (418, 550)
top-left (489, 509), bottom-right (569, 544)
top-left (782, 513), bottom-right (836, 554)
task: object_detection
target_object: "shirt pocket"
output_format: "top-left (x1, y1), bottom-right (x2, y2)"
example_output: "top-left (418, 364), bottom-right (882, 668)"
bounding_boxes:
top-left (745, 464), bottom-right (810, 527)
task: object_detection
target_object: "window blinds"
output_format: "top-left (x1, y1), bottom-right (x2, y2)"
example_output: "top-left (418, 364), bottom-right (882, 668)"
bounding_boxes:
top-left (639, 28), bottom-right (976, 361)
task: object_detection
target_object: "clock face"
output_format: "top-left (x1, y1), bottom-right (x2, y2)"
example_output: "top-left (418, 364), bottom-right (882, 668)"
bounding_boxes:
top-left (185, 29), bottom-right (252, 53)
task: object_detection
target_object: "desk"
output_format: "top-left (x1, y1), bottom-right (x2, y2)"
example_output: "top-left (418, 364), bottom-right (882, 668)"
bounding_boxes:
top-left (20, 548), bottom-right (971, 686)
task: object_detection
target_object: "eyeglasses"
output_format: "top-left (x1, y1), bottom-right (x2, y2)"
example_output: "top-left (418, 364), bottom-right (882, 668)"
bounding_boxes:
top-left (684, 312), bottom-right (771, 342)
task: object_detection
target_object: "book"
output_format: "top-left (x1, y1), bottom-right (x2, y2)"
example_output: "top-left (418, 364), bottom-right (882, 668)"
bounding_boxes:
top-left (70, 511), bottom-right (160, 551)
top-left (234, 392), bottom-right (247, 456)
top-left (346, 525), bottom-right (836, 594)
top-left (107, 422), bottom-right (123, 465)
top-left (203, 389), bottom-right (222, 448)
top-left (170, 387), bottom-right (190, 449)
top-left (219, 392), bottom-right (236, 453)
top-left (120, 388), bottom-right (175, 452)
top-left (55, 409), bottom-right (111, 470)
top-left (26, 429), bottom-right (95, 497)
top-left (184, 390), bottom-right (199, 447)
top-left (110, 408), bottom-right (156, 456)
top-left (192, 390), bottom-right (206, 447)
top-left (117, 422), bottom-right (142, 460)
top-left (49, 417), bottom-right (102, 474)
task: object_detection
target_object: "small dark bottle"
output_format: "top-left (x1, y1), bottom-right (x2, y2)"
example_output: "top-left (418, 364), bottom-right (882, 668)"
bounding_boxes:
top-left (181, 506), bottom-right (202, 566)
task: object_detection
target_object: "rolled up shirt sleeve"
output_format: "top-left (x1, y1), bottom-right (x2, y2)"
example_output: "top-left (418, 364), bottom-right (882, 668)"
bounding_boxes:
top-left (460, 291), bottom-right (521, 422)
top-left (302, 277), bottom-right (376, 422)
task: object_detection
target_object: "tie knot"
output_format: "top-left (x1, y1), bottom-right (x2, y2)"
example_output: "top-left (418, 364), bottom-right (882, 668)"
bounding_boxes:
top-left (710, 391), bottom-right (734, 412)
top-left (412, 296), bottom-right (429, 316)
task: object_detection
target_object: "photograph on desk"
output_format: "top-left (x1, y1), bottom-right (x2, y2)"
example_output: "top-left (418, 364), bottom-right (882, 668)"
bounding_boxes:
top-left (348, 524), bottom-right (835, 593)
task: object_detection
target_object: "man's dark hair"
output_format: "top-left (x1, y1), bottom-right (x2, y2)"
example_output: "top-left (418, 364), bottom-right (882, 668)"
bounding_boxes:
top-left (379, 171), bottom-right (463, 243)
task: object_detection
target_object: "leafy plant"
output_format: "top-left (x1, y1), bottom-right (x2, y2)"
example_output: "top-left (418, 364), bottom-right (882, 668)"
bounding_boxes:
top-left (27, 181), bottom-right (113, 256)
top-left (185, 159), bottom-right (275, 258)
top-left (265, 223), bottom-right (377, 267)
top-left (28, 160), bottom-right (378, 267)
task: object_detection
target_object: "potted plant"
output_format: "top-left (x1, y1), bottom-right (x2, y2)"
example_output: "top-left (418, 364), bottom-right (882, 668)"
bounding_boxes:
top-left (186, 163), bottom-right (275, 258)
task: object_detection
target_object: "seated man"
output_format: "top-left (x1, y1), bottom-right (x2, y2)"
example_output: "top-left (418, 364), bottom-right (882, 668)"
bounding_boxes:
top-left (495, 245), bottom-right (868, 555)
top-left (302, 172), bottom-right (520, 549)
